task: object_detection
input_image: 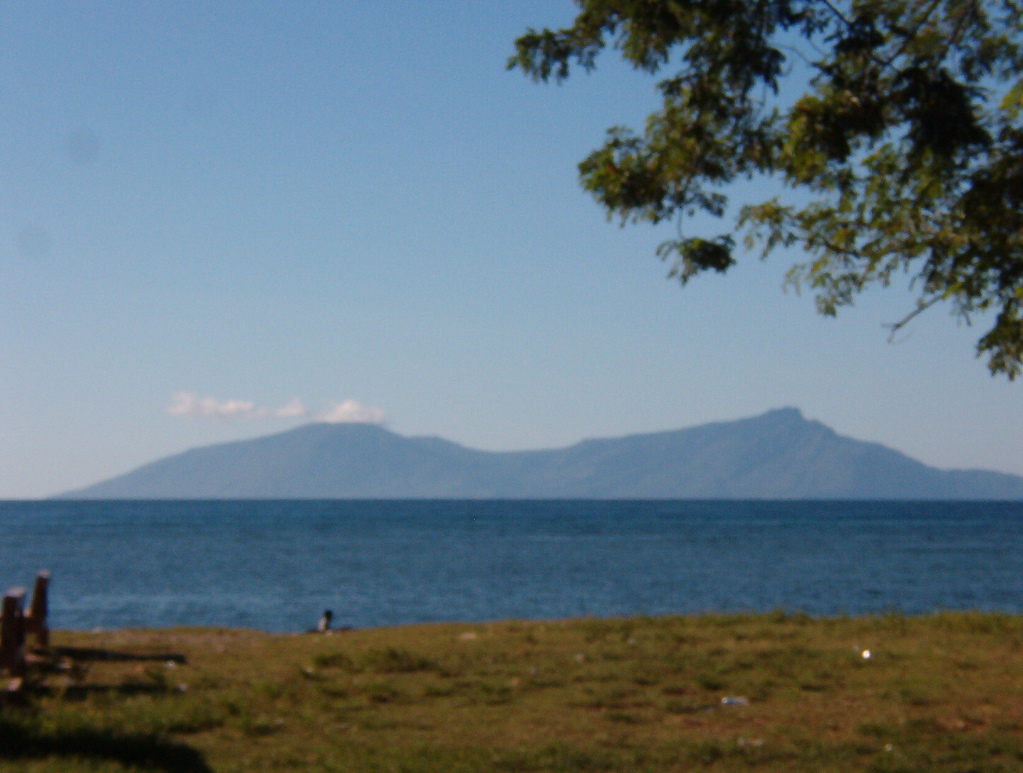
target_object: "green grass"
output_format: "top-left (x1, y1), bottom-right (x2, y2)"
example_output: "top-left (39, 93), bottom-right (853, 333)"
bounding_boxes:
top-left (4, 612), bottom-right (1023, 771)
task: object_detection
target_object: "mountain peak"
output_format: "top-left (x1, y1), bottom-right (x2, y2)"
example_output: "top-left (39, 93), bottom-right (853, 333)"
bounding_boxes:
top-left (759, 407), bottom-right (804, 422)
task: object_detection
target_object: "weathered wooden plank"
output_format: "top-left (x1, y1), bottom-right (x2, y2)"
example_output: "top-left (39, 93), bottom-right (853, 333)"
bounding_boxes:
top-left (1, 589), bottom-right (27, 676)
top-left (25, 570), bottom-right (50, 649)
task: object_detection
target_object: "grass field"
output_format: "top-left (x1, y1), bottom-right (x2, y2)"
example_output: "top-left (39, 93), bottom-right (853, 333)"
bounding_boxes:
top-left (4, 612), bottom-right (1023, 772)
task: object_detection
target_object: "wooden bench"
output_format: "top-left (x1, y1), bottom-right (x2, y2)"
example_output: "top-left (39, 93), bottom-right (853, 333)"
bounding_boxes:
top-left (25, 570), bottom-right (50, 649)
top-left (1, 571), bottom-right (50, 681)
top-left (1, 588), bottom-right (26, 678)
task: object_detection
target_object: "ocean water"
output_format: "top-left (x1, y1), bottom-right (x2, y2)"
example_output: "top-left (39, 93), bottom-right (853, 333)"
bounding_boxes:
top-left (1, 500), bottom-right (1021, 632)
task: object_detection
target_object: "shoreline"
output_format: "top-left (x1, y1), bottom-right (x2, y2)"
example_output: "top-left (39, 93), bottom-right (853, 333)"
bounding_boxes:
top-left (46, 606), bottom-right (1023, 635)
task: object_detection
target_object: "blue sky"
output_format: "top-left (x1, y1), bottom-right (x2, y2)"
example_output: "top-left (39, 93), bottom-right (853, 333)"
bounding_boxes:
top-left (1, 1), bottom-right (1020, 498)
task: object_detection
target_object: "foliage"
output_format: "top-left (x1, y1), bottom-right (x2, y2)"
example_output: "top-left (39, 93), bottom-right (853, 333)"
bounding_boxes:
top-left (510, 0), bottom-right (1023, 376)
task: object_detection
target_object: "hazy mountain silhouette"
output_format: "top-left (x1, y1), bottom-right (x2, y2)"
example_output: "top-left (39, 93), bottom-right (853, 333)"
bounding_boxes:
top-left (61, 408), bottom-right (1023, 500)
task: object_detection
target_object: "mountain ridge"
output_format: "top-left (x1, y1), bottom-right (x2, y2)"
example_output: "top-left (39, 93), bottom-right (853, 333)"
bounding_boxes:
top-left (60, 408), bottom-right (1023, 500)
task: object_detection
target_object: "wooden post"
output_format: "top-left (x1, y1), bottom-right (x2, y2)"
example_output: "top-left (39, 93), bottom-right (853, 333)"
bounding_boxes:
top-left (1, 589), bottom-right (27, 677)
top-left (26, 571), bottom-right (50, 650)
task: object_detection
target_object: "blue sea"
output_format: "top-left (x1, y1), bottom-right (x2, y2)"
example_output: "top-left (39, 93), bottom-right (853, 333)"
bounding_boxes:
top-left (1, 500), bottom-right (1022, 632)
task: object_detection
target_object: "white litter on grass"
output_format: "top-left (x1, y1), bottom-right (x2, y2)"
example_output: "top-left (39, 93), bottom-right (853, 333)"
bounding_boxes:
top-left (862, 649), bottom-right (872, 659)
top-left (459, 632), bottom-right (478, 641)
top-left (722, 696), bottom-right (750, 706)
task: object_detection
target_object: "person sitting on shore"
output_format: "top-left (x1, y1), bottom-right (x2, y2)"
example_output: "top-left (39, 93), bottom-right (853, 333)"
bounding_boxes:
top-left (317, 609), bottom-right (333, 633)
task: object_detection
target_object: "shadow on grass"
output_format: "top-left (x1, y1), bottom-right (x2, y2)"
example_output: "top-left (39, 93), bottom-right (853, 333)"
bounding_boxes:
top-left (0, 717), bottom-right (212, 773)
top-left (37, 683), bottom-right (175, 701)
top-left (54, 647), bottom-right (187, 664)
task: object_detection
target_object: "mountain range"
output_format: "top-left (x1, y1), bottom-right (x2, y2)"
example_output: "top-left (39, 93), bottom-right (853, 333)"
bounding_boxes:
top-left (60, 408), bottom-right (1023, 500)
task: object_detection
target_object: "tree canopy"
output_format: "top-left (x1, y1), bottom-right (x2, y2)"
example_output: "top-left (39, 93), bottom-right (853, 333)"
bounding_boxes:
top-left (510, 0), bottom-right (1023, 377)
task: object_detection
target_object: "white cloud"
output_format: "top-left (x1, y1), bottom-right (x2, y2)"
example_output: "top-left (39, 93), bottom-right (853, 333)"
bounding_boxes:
top-left (167, 391), bottom-right (266, 420)
top-left (318, 399), bottom-right (386, 424)
top-left (166, 393), bottom-right (381, 424)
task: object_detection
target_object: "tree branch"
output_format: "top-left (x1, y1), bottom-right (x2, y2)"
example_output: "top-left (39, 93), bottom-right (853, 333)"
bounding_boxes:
top-left (885, 295), bottom-right (944, 341)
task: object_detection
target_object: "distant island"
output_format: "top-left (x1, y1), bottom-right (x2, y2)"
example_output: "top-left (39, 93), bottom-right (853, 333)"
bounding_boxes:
top-left (60, 408), bottom-right (1023, 500)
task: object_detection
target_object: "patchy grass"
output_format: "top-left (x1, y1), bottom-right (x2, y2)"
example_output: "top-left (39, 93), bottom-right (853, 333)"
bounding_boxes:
top-left (4, 612), bottom-right (1023, 771)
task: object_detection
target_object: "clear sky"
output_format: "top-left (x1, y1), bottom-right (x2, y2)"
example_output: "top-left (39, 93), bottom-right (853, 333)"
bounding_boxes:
top-left (1, 1), bottom-right (1020, 498)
